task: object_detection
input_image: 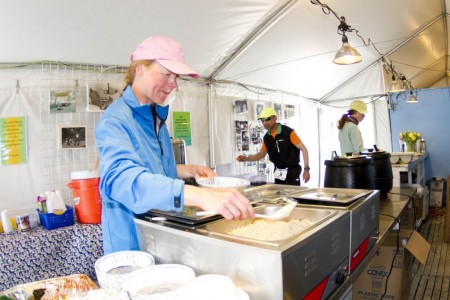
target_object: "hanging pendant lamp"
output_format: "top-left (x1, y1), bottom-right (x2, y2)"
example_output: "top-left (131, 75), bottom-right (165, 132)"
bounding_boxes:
top-left (333, 34), bottom-right (363, 65)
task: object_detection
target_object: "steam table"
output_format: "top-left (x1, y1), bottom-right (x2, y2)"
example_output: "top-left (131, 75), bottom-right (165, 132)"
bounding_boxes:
top-left (0, 223), bottom-right (103, 291)
top-left (329, 187), bottom-right (416, 299)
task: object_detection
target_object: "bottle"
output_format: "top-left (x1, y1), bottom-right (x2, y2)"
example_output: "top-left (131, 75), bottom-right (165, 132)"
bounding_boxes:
top-left (1, 210), bottom-right (14, 233)
top-left (419, 139), bottom-right (426, 154)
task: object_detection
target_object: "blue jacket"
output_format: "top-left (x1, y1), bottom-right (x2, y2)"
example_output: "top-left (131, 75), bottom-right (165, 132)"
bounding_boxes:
top-left (95, 85), bottom-right (184, 254)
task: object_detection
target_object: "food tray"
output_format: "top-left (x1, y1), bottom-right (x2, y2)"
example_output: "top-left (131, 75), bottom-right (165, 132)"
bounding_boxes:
top-left (147, 206), bottom-right (223, 225)
top-left (289, 188), bottom-right (372, 204)
top-left (37, 205), bottom-right (75, 230)
top-left (1, 274), bottom-right (97, 299)
top-left (200, 206), bottom-right (337, 247)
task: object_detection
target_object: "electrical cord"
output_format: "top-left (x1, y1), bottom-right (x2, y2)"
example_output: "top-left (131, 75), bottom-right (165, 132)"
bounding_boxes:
top-left (387, 191), bottom-right (417, 226)
top-left (378, 213), bottom-right (401, 300)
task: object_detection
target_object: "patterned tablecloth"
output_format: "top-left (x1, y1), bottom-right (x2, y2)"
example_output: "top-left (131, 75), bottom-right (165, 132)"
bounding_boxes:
top-left (0, 223), bottom-right (103, 291)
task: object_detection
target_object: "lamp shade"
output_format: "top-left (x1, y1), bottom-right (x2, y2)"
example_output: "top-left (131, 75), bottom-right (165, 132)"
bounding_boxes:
top-left (333, 35), bottom-right (363, 65)
top-left (388, 76), bottom-right (405, 93)
top-left (406, 91), bottom-right (418, 103)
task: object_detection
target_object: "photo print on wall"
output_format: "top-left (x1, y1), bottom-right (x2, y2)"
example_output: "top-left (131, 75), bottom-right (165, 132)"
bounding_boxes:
top-left (254, 102), bottom-right (265, 120)
top-left (272, 103), bottom-right (282, 119)
top-left (283, 104), bottom-right (296, 119)
top-left (235, 120), bottom-right (249, 151)
top-left (86, 82), bottom-right (122, 112)
top-left (49, 89), bottom-right (76, 113)
top-left (58, 126), bottom-right (87, 149)
top-left (233, 99), bottom-right (249, 115)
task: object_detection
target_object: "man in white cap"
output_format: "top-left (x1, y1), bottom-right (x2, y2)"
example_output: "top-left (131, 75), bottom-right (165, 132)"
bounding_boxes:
top-left (236, 107), bottom-right (310, 186)
top-left (95, 36), bottom-right (254, 254)
top-left (337, 99), bottom-right (367, 154)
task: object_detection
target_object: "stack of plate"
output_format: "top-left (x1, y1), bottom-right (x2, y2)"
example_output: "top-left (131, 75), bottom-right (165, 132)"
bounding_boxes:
top-left (95, 251), bottom-right (155, 289)
top-left (122, 264), bottom-right (196, 299)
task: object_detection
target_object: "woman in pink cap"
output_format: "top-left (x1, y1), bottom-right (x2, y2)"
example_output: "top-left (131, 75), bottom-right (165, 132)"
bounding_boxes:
top-left (95, 36), bottom-right (254, 254)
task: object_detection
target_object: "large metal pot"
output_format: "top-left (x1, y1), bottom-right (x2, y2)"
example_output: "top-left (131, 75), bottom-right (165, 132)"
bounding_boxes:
top-left (324, 156), bottom-right (376, 190)
top-left (361, 151), bottom-right (393, 198)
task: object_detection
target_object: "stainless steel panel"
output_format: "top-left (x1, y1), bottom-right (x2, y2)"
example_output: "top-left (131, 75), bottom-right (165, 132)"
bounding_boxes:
top-left (136, 207), bottom-right (351, 300)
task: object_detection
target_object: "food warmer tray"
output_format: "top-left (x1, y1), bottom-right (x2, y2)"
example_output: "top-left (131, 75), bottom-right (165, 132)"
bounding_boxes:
top-left (243, 184), bottom-right (308, 202)
top-left (143, 206), bottom-right (223, 226)
top-left (289, 187), bottom-right (372, 206)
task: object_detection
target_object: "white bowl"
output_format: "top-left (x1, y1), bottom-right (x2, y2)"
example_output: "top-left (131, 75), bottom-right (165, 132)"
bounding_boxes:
top-left (122, 264), bottom-right (196, 300)
top-left (174, 274), bottom-right (249, 300)
top-left (390, 152), bottom-right (414, 164)
top-left (196, 177), bottom-right (250, 193)
top-left (95, 251), bottom-right (155, 289)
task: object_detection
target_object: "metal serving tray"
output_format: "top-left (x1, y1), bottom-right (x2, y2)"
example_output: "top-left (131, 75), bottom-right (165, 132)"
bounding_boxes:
top-left (289, 187), bottom-right (372, 205)
top-left (199, 206), bottom-right (338, 247)
top-left (146, 206), bottom-right (223, 225)
top-left (243, 184), bottom-right (308, 202)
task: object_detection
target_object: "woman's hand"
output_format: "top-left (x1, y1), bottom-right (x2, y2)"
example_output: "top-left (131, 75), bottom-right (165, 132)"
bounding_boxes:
top-left (177, 164), bottom-right (216, 180)
top-left (184, 185), bottom-right (254, 220)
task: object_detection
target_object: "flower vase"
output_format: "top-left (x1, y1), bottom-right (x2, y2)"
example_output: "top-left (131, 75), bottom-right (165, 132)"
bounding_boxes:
top-left (405, 141), bottom-right (417, 152)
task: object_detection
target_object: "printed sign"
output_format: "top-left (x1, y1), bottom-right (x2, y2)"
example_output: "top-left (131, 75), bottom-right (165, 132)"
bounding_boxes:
top-left (173, 112), bottom-right (192, 146)
top-left (0, 117), bottom-right (27, 165)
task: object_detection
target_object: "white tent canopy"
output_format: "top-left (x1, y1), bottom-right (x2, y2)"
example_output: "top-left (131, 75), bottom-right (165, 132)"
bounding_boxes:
top-left (0, 0), bottom-right (446, 211)
top-left (1, 0), bottom-right (449, 100)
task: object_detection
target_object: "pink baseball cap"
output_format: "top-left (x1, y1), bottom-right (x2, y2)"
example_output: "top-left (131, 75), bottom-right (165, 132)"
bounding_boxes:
top-left (130, 36), bottom-right (199, 78)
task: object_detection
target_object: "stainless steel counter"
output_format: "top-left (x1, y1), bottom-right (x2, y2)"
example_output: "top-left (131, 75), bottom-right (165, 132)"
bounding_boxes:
top-left (329, 186), bottom-right (416, 299)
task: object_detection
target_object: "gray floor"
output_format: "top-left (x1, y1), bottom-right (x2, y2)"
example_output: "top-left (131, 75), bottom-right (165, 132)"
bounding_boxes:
top-left (409, 208), bottom-right (449, 299)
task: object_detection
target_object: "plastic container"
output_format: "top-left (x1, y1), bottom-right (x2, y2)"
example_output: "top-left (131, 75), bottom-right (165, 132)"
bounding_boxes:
top-left (37, 206), bottom-right (75, 230)
top-left (95, 250), bottom-right (156, 289)
top-left (67, 177), bottom-right (102, 224)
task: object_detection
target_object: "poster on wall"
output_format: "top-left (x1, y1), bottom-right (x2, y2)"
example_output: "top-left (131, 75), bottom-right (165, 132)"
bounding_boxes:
top-left (86, 82), bottom-right (121, 112)
top-left (58, 126), bottom-right (87, 149)
top-left (235, 121), bottom-right (249, 151)
top-left (0, 116), bottom-right (27, 166)
top-left (49, 89), bottom-right (76, 113)
top-left (173, 112), bottom-right (192, 146)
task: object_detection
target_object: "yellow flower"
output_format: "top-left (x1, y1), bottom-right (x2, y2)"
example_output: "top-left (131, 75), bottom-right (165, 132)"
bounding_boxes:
top-left (400, 130), bottom-right (421, 144)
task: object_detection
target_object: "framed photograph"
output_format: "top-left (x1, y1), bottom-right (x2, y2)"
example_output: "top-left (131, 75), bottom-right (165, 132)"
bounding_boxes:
top-left (284, 104), bottom-right (296, 119)
top-left (49, 89), bottom-right (76, 113)
top-left (233, 99), bottom-right (248, 114)
top-left (254, 102), bottom-right (265, 119)
top-left (59, 126), bottom-right (87, 149)
top-left (86, 82), bottom-right (121, 112)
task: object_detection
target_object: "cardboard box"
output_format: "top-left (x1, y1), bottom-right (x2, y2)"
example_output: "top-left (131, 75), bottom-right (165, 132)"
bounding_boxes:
top-left (353, 232), bottom-right (430, 300)
top-left (412, 186), bottom-right (429, 222)
top-left (444, 176), bottom-right (450, 243)
top-left (429, 177), bottom-right (446, 207)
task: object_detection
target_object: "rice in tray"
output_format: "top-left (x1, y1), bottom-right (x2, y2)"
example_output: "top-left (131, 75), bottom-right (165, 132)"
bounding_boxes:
top-left (227, 218), bottom-right (314, 241)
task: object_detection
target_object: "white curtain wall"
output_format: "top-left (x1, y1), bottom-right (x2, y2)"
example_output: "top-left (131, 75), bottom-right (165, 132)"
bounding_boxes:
top-left (0, 67), bottom-right (392, 212)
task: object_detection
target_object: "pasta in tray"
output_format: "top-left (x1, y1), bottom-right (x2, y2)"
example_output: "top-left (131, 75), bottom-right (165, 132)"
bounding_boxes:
top-left (227, 218), bottom-right (314, 241)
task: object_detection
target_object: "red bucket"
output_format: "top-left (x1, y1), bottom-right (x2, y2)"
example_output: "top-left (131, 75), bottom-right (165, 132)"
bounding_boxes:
top-left (67, 177), bottom-right (102, 224)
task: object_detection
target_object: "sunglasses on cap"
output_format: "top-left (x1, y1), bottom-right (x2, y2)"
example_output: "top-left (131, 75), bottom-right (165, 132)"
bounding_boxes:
top-left (259, 116), bottom-right (273, 122)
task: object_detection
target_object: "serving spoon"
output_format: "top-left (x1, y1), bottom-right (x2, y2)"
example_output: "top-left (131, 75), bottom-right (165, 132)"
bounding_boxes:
top-left (254, 198), bottom-right (297, 220)
top-left (196, 198), bottom-right (297, 220)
